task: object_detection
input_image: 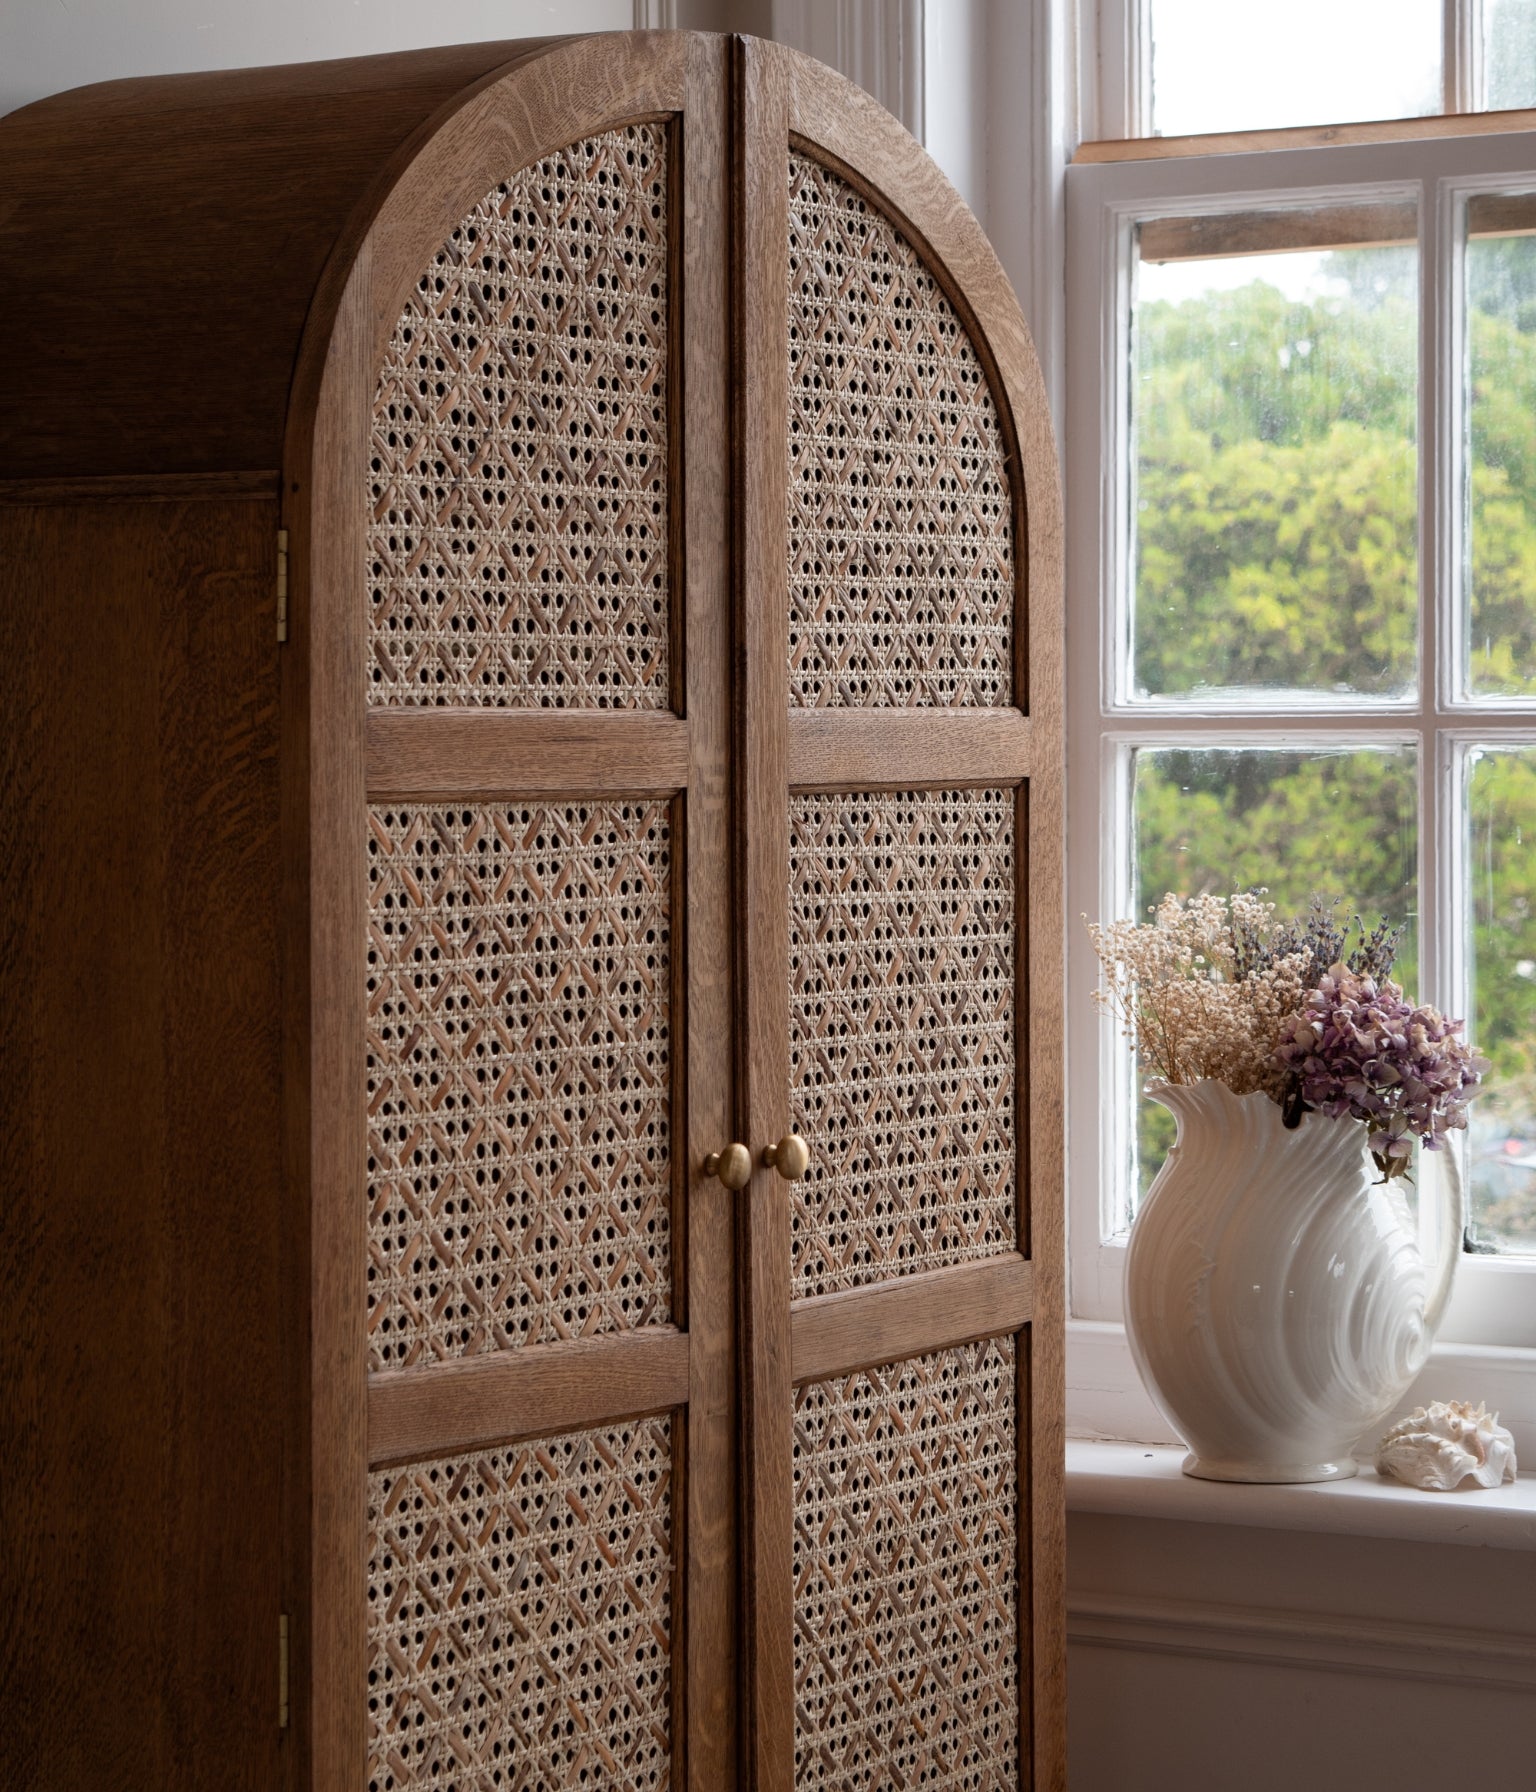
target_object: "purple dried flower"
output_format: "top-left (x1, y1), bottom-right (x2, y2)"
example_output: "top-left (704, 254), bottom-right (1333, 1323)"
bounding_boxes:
top-left (1274, 964), bottom-right (1489, 1179)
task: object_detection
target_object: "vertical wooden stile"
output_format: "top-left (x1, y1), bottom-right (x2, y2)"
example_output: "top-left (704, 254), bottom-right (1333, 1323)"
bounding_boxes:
top-left (733, 34), bottom-right (798, 1792)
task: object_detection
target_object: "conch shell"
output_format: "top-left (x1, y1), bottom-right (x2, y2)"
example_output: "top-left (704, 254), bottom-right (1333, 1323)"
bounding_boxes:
top-left (1375, 1400), bottom-right (1517, 1491)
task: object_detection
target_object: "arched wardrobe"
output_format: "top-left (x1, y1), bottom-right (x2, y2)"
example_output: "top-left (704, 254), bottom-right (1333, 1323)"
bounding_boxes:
top-left (0, 30), bottom-right (1064, 1791)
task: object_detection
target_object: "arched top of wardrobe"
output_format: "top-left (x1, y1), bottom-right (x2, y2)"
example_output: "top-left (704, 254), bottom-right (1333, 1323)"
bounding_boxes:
top-left (0, 29), bottom-right (1057, 528)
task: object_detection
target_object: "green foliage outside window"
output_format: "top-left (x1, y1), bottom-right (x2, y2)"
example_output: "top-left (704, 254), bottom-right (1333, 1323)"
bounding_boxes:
top-left (1128, 245), bottom-right (1536, 1244)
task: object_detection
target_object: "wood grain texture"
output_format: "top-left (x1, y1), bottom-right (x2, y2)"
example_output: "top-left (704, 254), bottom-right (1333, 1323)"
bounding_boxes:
top-left (769, 39), bottom-right (1067, 1790)
top-left (677, 33), bottom-right (739, 1792)
top-left (0, 471), bottom-right (280, 506)
top-left (367, 1330), bottom-right (690, 1467)
top-left (0, 40), bottom-right (562, 479)
top-left (734, 36), bottom-right (797, 1792)
top-left (364, 711), bottom-right (690, 797)
top-left (295, 35), bottom-right (716, 1792)
top-left (788, 708), bottom-right (1033, 790)
top-left (288, 238), bottom-right (373, 1792)
top-left (1074, 104), bottom-right (1536, 162)
top-left (1139, 201), bottom-right (1418, 263)
top-left (0, 498), bottom-right (282, 1790)
top-left (790, 1256), bottom-right (1034, 1386)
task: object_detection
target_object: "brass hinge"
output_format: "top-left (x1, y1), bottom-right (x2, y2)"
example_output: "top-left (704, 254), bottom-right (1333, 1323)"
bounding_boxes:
top-left (278, 1612), bottom-right (290, 1730)
top-left (275, 528), bottom-right (290, 643)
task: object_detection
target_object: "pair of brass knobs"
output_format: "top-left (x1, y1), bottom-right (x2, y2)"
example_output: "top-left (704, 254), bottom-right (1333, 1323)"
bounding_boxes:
top-left (703, 1135), bottom-right (810, 1190)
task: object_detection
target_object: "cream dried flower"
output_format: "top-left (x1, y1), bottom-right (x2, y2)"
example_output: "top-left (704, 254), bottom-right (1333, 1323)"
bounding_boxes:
top-left (1085, 891), bottom-right (1307, 1098)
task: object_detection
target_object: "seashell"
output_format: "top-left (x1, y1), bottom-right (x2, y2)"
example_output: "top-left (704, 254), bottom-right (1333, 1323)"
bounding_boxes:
top-left (1375, 1400), bottom-right (1517, 1491)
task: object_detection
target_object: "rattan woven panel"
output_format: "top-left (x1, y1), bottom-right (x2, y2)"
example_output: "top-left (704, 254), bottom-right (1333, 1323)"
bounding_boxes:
top-left (788, 789), bottom-right (1017, 1300)
top-left (792, 1338), bottom-right (1020, 1790)
top-left (366, 803), bottom-right (672, 1370)
top-left (367, 1417), bottom-right (674, 1792)
top-left (369, 125), bottom-right (670, 707)
top-left (786, 152), bottom-right (1014, 708)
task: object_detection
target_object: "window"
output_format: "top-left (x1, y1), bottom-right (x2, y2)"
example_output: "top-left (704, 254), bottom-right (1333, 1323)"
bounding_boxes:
top-left (1067, 10), bottom-right (1536, 1411)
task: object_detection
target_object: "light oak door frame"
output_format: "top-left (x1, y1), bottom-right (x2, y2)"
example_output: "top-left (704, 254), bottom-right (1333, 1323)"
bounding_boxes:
top-left (734, 36), bottom-right (1065, 1792)
top-left (298, 33), bottom-right (738, 1791)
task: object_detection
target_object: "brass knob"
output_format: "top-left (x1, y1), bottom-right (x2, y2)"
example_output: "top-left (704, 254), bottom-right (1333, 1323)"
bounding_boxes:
top-left (703, 1142), bottom-right (753, 1191)
top-left (762, 1133), bottom-right (810, 1181)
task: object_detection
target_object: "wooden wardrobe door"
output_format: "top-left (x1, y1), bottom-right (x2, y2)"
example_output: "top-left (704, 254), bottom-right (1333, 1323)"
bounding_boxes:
top-left (302, 36), bottom-right (736, 1792)
top-left (734, 40), bottom-right (1065, 1792)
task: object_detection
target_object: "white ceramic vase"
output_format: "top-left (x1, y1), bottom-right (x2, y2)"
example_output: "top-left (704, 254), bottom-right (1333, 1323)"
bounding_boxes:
top-left (1124, 1079), bottom-right (1462, 1483)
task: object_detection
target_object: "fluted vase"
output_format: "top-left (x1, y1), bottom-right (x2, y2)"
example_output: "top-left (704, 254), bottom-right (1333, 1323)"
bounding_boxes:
top-left (1125, 1078), bottom-right (1462, 1483)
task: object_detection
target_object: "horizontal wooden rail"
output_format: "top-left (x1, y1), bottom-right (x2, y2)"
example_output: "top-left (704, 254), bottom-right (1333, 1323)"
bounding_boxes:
top-left (368, 1327), bottom-right (691, 1467)
top-left (787, 708), bottom-right (1032, 792)
top-left (790, 1254), bottom-right (1034, 1387)
top-left (366, 710), bottom-right (690, 799)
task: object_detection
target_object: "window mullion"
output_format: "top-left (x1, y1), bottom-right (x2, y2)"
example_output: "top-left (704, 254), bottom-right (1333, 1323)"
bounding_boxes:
top-left (1096, 0), bottom-right (1153, 140)
top-left (1446, 0), bottom-right (1486, 115)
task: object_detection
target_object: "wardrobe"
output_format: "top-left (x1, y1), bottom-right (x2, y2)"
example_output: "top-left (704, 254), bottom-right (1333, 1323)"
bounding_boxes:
top-left (0, 30), bottom-right (1063, 1791)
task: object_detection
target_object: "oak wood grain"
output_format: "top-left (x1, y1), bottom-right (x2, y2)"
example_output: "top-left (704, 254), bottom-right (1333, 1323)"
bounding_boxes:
top-left (1074, 104), bottom-right (1536, 162)
top-left (790, 1257), bottom-right (1034, 1387)
top-left (734, 37), bottom-right (797, 1792)
top-left (0, 471), bottom-right (281, 506)
top-left (771, 40), bottom-right (1067, 1790)
top-left (364, 710), bottom-right (691, 798)
top-left (1139, 200), bottom-right (1418, 263)
top-left (287, 233), bottom-right (373, 1792)
top-left (788, 707), bottom-right (1033, 791)
top-left (677, 33), bottom-right (739, 1792)
top-left (297, 34), bottom-right (713, 1792)
top-left (367, 1331), bottom-right (691, 1467)
top-left (0, 41), bottom-right (567, 481)
top-left (0, 498), bottom-right (283, 1791)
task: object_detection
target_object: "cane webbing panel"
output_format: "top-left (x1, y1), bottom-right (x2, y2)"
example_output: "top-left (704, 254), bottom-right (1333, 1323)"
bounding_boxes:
top-left (792, 1339), bottom-right (1020, 1790)
top-left (367, 1418), bottom-right (674, 1792)
top-left (369, 124), bottom-right (670, 707)
top-left (786, 152), bottom-right (1014, 708)
top-left (788, 789), bottom-right (1018, 1301)
top-left (366, 803), bottom-right (672, 1371)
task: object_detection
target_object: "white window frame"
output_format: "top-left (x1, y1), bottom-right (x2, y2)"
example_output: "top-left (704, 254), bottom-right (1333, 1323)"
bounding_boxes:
top-left (1064, 124), bottom-right (1536, 1453)
top-left (1091, 0), bottom-right (1489, 140)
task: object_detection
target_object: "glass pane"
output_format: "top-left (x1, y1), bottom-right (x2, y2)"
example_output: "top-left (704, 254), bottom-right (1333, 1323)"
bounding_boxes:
top-left (1129, 744), bottom-right (1419, 1210)
top-left (1149, 0), bottom-right (1440, 138)
top-left (1467, 745), bottom-right (1536, 1254)
top-left (1466, 199), bottom-right (1536, 697)
top-left (1132, 217), bottom-right (1419, 703)
top-left (1485, 0), bottom-right (1536, 110)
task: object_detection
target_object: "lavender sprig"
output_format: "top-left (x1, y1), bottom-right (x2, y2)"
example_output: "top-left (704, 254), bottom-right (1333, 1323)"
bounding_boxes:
top-left (1273, 964), bottom-right (1489, 1180)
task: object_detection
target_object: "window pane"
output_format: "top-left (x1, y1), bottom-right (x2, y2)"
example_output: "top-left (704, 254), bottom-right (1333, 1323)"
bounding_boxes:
top-left (1485, 0), bottom-right (1536, 111)
top-left (1132, 220), bottom-right (1419, 703)
top-left (1468, 745), bottom-right (1536, 1254)
top-left (1129, 744), bottom-right (1419, 1209)
top-left (1466, 199), bottom-right (1536, 697)
top-left (1149, 0), bottom-right (1440, 138)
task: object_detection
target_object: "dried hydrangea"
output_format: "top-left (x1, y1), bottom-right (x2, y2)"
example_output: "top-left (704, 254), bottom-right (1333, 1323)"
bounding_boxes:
top-left (1085, 891), bottom-right (1309, 1099)
top-left (1274, 965), bottom-right (1489, 1179)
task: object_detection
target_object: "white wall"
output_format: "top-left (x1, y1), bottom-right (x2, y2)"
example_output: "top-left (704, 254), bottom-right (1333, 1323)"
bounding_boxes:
top-left (0, 0), bottom-right (635, 119)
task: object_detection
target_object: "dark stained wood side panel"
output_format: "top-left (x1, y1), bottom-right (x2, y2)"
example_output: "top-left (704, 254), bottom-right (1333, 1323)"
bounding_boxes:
top-left (789, 1257), bottom-right (1034, 1387)
top-left (0, 498), bottom-right (283, 1791)
top-left (0, 39), bottom-right (562, 480)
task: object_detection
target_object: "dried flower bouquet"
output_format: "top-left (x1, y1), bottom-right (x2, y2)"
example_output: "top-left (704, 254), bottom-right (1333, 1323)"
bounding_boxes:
top-left (1086, 892), bottom-right (1487, 1179)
